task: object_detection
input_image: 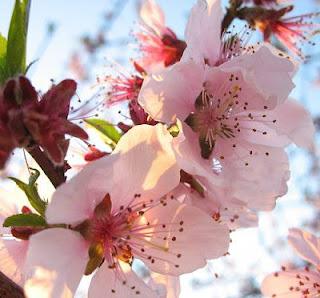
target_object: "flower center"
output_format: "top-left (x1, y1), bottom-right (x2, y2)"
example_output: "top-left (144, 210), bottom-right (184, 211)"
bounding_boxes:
top-left (185, 84), bottom-right (240, 159)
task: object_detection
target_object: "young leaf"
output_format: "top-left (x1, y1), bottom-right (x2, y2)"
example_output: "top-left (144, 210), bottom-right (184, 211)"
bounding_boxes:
top-left (0, 34), bottom-right (7, 83)
top-left (85, 118), bottom-right (122, 149)
top-left (9, 168), bottom-right (47, 216)
top-left (3, 213), bottom-right (47, 227)
top-left (6, 0), bottom-right (31, 77)
top-left (0, 34), bottom-right (7, 62)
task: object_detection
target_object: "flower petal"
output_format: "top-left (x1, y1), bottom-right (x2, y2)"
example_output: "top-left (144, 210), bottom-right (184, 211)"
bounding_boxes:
top-left (135, 198), bottom-right (229, 275)
top-left (182, 0), bottom-right (222, 65)
top-left (88, 261), bottom-right (157, 298)
top-left (0, 239), bottom-right (28, 286)
top-left (219, 145), bottom-right (290, 211)
top-left (47, 124), bottom-right (180, 224)
top-left (266, 100), bottom-right (315, 150)
top-left (41, 80), bottom-right (77, 118)
top-left (221, 45), bottom-right (295, 106)
top-left (288, 228), bottom-right (320, 267)
top-left (111, 124), bottom-right (180, 211)
top-left (24, 228), bottom-right (89, 298)
top-left (173, 124), bottom-right (216, 182)
top-left (176, 183), bottom-right (258, 229)
top-left (138, 61), bottom-right (204, 123)
top-left (261, 269), bottom-right (320, 298)
top-left (148, 272), bottom-right (180, 298)
top-left (140, 0), bottom-right (166, 36)
top-left (46, 154), bottom-right (117, 224)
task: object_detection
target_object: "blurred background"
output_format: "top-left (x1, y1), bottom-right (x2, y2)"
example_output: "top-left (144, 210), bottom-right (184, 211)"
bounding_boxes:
top-left (0, 0), bottom-right (320, 297)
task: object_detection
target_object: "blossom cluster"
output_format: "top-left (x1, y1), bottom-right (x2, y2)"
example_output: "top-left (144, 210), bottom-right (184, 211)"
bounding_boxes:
top-left (0, 0), bottom-right (318, 297)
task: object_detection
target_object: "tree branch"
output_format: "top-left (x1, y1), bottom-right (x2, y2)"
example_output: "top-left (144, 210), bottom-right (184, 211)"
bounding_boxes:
top-left (0, 271), bottom-right (24, 298)
top-left (27, 146), bottom-right (66, 188)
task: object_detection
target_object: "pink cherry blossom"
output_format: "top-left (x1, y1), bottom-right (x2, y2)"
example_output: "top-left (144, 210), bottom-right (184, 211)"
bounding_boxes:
top-left (261, 228), bottom-right (320, 297)
top-left (169, 179), bottom-right (258, 230)
top-left (138, 0), bottom-right (314, 218)
top-left (24, 124), bottom-right (230, 298)
top-left (135, 0), bottom-right (186, 72)
top-left (100, 62), bottom-right (157, 127)
top-left (252, 6), bottom-right (319, 58)
top-left (101, 62), bottom-right (145, 106)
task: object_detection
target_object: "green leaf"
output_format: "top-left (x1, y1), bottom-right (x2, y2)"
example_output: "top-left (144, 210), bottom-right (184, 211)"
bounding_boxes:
top-left (3, 213), bottom-right (47, 227)
top-left (85, 118), bottom-right (122, 149)
top-left (0, 34), bottom-right (7, 61)
top-left (9, 168), bottom-right (47, 216)
top-left (6, 0), bottom-right (31, 78)
top-left (0, 34), bottom-right (7, 83)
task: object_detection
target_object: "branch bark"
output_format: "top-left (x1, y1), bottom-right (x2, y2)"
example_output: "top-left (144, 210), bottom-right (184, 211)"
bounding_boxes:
top-left (0, 272), bottom-right (24, 298)
top-left (27, 146), bottom-right (66, 188)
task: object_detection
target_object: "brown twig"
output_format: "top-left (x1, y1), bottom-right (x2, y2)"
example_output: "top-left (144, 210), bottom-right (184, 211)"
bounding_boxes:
top-left (27, 146), bottom-right (66, 188)
top-left (0, 271), bottom-right (24, 298)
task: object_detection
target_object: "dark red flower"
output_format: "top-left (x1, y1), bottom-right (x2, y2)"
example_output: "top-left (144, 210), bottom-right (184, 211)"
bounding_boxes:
top-left (0, 76), bottom-right (88, 168)
top-left (23, 79), bottom-right (88, 165)
top-left (0, 76), bottom-right (37, 168)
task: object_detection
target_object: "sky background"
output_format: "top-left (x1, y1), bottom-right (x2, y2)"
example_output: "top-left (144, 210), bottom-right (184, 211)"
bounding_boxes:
top-left (0, 1), bottom-right (320, 297)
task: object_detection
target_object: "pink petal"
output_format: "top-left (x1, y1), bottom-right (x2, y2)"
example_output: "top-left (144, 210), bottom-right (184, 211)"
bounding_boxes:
top-left (219, 145), bottom-right (290, 211)
top-left (182, 0), bottom-right (222, 65)
top-left (88, 261), bottom-right (157, 298)
top-left (137, 198), bottom-right (229, 275)
top-left (111, 124), bottom-right (181, 211)
top-left (222, 45), bottom-right (295, 106)
top-left (177, 183), bottom-right (258, 229)
top-left (47, 124), bottom-right (180, 224)
top-left (266, 100), bottom-right (315, 150)
top-left (140, 0), bottom-right (166, 36)
top-left (173, 124), bottom-right (217, 182)
top-left (148, 272), bottom-right (180, 298)
top-left (0, 239), bottom-right (28, 286)
top-left (138, 61), bottom-right (204, 123)
top-left (261, 269), bottom-right (320, 298)
top-left (46, 155), bottom-right (116, 224)
top-left (288, 228), bottom-right (320, 267)
top-left (25, 228), bottom-right (89, 298)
